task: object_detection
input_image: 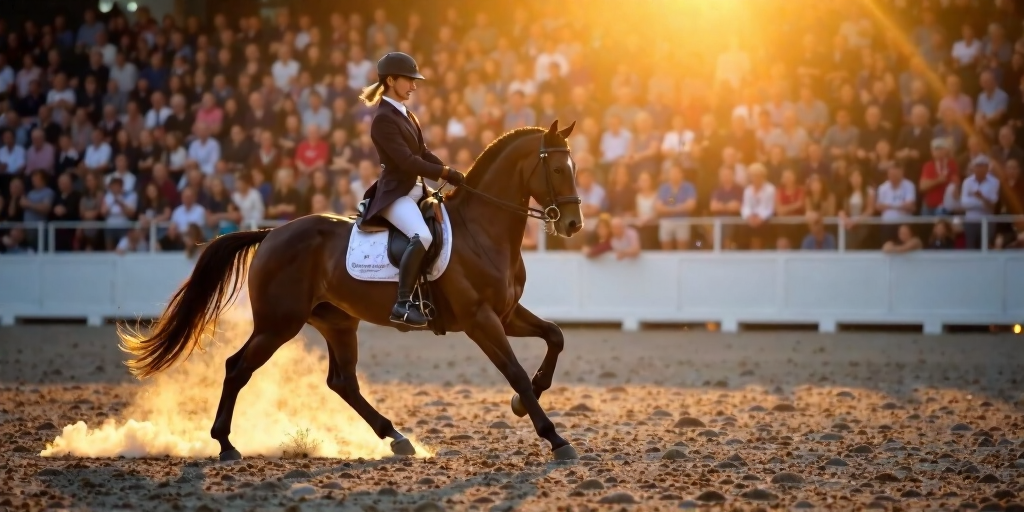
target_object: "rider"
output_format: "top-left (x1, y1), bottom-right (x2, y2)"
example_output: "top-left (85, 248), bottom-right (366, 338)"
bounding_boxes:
top-left (358, 52), bottom-right (466, 328)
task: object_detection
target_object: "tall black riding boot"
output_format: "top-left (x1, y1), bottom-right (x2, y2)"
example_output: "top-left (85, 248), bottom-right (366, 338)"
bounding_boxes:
top-left (390, 234), bottom-right (429, 327)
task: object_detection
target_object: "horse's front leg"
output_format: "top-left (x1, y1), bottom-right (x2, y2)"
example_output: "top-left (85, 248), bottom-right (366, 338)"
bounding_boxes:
top-left (466, 305), bottom-right (577, 460)
top-left (503, 303), bottom-right (564, 418)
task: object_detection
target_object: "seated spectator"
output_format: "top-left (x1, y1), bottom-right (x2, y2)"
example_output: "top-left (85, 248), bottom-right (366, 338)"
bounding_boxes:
top-left (793, 85), bottom-right (828, 138)
top-left (203, 178), bottom-right (239, 236)
top-left (0, 129), bottom-right (26, 175)
top-left (876, 163), bottom-right (917, 245)
top-left (350, 159), bottom-right (378, 201)
top-left (740, 162), bottom-right (776, 250)
top-left (184, 223), bottom-right (207, 258)
top-left (994, 218), bottom-right (1024, 249)
top-left (583, 214), bottom-right (613, 258)
top-left (660, 114), bottom-right (695, 171)
top-left (188, 123), bottom-right (221, 175)
top-left (194, 92), bottom-right (224, 135)
top-left (115, 227), bottom-right (149, 254)
top-left (170, 187), bottom-right (206, 233)
top-left (122, 101), bottom-right (146, 140)
top-left (992, 124), bottom-right (1024, 165)
top-left (304, 170), bottom-right (332, 213)
top-left (164, 94), bottom-right (194, 136)
top-left (328, 129), bottom-right (356, 176)
top-left (629, 112), bottom-right (661, 177)
top-left (895, 104), bottom-right (932, 183)
top-left (158, 222), bottom-right (185, 251)
top-left (81, 129), bottom-right (112, 175)
top-left (164, 132), bottom-right (188, 181)
top-left (937, 74), bottom-right (972, 120)
top-left (801, 213), bottom-right (837, 250)
top-left (77, 172), bottom-right (104, 251)
top-left (856, 105), bottom-right (892, 163)
top-left (97, 104), bottom-right (123, 139)
top-left (138, 181), bottom-right (171, 225)
top-left (802, 143), bottom-right (829, 182)
top-left (934, 105), bottom-right (967, 155)
top-left (599, 115), bottom-right (632, 168)
top-left (0, 227), bottom-right (33, 254)
top-left (960, 155), bottom-right (1001, 249)
top-left (821, 108), bottom-right (860, 161)
top-left (23, 170), bottom-right (54, 238)
top-left (251, 131), bottom-right (284, 177)
top-left (709, 167), bottom-right (744, 249)
top-left (267, 168), bottom-right (302, 221)
top-left (918, 137), bottom-right (959, 215)
top-left (308, 192), bottom-right (332, 214)
top-left (975, 70), bottom-right (1008, 139)
top-left (609, 217), bottom-right (641, 259)
top-left (232, 173), bottom-right (266, 228)
top-left (222, 125), bottom-right (256, 171)
top-left (503, 90), bottom-right (536, 131)
top-left (105, 154), bottom-right (137, 193)
top-left (25, 129), bottom-right (54, 175)
top-left (330, 175), bottom-right (358, 216)
top-left (882, 224), bottom-right (923, 253)
top-left (655, 164), bottom-right (697, 250)
top-left (926, 219), bottom-right (956, 249)
top-left (804, 174), bottom-right (836, 218)
top-left (101, 177), bottom-right (137, 250)
top-left (763, 110), bottom-right (810, 160)
top-left (838, 168), bottom-right (876, 250)
top-left (605, 163), bottom-right (635, 217)
top-left (301, 91), bottom-right (331, 133)
top-left (633, 171), bottom-right (659, 250)
top-left (295, 124), bottom-right (329, 179)
top-left (144, 91), bottom-right (172, 129)
top-left (51, 173), bottom-right (81, 251)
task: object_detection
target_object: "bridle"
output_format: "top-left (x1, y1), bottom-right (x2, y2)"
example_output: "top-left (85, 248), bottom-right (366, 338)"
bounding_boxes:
top-left (438, 134), bottom-right (581, 223)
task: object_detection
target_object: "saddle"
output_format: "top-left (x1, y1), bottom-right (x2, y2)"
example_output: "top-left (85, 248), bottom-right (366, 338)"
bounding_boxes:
top-left (355, 194), bottom-right (445, 269)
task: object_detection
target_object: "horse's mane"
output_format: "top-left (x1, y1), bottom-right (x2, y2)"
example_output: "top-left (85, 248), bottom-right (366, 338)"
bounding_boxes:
top-left (461, 127), bottom-right (546, 189)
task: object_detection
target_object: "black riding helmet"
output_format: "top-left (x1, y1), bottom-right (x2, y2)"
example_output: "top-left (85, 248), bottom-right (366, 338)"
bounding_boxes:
top-left (377, 52), bottom-right (425, 80)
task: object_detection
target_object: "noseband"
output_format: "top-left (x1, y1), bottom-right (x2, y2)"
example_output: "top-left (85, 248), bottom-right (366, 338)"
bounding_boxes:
top-left (446, 136), bottom-right (582, 222)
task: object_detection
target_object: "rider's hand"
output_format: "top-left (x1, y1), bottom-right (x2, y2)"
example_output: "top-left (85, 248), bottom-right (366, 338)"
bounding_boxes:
top-left (445, 168), bottom-right (466, 186)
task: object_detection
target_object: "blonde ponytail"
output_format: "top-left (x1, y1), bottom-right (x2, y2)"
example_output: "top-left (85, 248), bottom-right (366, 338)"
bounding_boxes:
top-left (359, 81), bottom-right (385, 106)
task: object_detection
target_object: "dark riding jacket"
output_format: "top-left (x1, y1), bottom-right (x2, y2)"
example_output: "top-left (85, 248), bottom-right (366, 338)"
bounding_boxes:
top-left (361, 100), bottom-right (446, 222)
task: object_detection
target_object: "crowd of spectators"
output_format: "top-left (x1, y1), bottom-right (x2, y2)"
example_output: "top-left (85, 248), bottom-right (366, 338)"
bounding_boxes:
top-left (2, 1), bottom-right (1024, 256)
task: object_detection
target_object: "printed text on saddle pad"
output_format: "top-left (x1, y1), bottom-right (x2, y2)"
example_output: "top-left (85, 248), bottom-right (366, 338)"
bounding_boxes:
top-left (346, 205), bottom-right (453, 282)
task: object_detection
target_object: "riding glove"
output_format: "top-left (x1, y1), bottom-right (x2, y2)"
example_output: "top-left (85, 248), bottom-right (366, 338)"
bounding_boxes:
top-left (445, 168), bottom-right (466, 186)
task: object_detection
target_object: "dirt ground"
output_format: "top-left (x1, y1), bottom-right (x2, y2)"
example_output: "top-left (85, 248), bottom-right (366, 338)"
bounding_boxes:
top-left (2, 323), bottom-right (1024, 511)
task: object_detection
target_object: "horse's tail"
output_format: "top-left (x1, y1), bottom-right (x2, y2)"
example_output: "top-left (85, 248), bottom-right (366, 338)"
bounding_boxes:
top-left (119, 229), bottom-right (271, 379)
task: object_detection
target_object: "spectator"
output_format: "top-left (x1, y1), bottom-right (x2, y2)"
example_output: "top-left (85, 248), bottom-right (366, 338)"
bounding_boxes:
top-left (740, 163), bottom-right (776, 250)
top-left (975, 70), bottom-right (1008, 138)
top-left (101, 177), bottom-right (137, 250)
top-left (876, 163), bottom-right (917, 245)
top-left (583, 214), bottom-right (613, 258)
top-left (764, 110), bottom-right (810, 160)
top-left (994, 218), bottom-right (1024, 250)
top-left (992, 125), bottom-right (1024, 165)
top-left (918, 137), bottom-right (959, 216)
top-left (184, 223), bottom-right (207, 258)
top-left (301, 91), bottom-right (331, 133)
top-left (605, 163), bottom-right (635, 217)
top-left (894, 104), bottom-right (932, 184)
top-left (821, 108), bottom-right (859, 160)
top-left (75, 8), bottom-right (104, 48)
top-left (793, 85), bottom-right (829, 137)
top-left (804, 174), bottom-right (836, 218)
top-left (632, 171), bottom-right (659, 249)
top-left (350, 159), bottom-right (378, 200)
top-left (22, 170), bottom-right (54, 243)
top-left (109, 52), bottom-right (138, 96)
top-left (660, 114), bottom-right (695, 171)
top-left (170, 187), bottom-right (206, 233)
top-left (188, 123), bottom-right (221, 175)
top-left (82, 129), bottom-right (112, 175)
top-left (709, 167), bottom-right (744, 249)
top-left (158, 222), bottom-right (185, 251)
top-left (330, 175), bottom-right (358, 216)
top-left (77, 172), bottom-right (104, 251)
top-left (115, 227), bottom-right (149, 254)
top-left (926, 219), bottom-right (956, 249)
top-left (599, 115), bottom-right (632, 168)
top-left (0, 130), bottom-right (26, 175)
top-left (960, 155), bottom-right (1001, 249)
top-left (50, 173), bottom-right (81, 251)
top-left (882, 224), bottom-right (923, 253)
top-left (655, 164), bottom-right (697, 250)
top-left (138, 181), bottom-right (171, 226)
top-left (938, 74), bottom-right (973, 119)
top-left (267, 167), bottom-right (302, 221)
top-left (295, 124), bottom-right (329, 178)
top-left (838, 168), bottom-right (876, 250)
top-left (105, 154), bottom-right (137, 193)
top-left (503, 90), bottom-right (536, 131)
top-left (609, 217), bottom-right (641, 259)
top-left (0, 227), bottom-right (33, 254)
top-left (203, 178), bottom-right (239, 236)
top-left (801, 213), bottom-right (837, 250)
top-left (164, 94), bottom-right (194, 136)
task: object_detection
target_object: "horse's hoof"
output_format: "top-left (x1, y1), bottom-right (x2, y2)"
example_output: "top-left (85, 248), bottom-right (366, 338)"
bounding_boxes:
top-left (510, 394), bottom-right (527, 417)
top-left (390, 438), bottom-right (416, 456)
top-left (219, 449), bottom-right (242, 462)
top-left (552, 444), bottom-right (579, 461)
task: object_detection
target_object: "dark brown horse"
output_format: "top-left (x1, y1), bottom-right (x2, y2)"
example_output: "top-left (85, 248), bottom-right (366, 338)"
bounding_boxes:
top-left (120, 120), bottom-right (584, 461)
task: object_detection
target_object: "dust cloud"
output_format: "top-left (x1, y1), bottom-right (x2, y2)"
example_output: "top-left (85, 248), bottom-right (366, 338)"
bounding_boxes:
top-left (41, 293), bottom-right (431, 459)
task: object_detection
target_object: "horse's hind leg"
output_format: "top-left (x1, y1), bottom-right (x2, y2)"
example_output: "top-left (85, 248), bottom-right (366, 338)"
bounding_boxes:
top-left (211, 315), bottom-right (306, 461)
top-left (503, 304), bottom-right (564, 417)
top-left (309, 303), bottom-right (415, 456)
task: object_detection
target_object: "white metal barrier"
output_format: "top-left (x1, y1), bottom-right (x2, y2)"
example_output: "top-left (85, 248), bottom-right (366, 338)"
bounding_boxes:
top-left (1, 251), bottom-right (1021, 333)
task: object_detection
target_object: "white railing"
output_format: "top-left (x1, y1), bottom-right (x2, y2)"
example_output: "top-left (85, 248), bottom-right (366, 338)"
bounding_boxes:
top-left (3, 215), bottom-right (1019, 254)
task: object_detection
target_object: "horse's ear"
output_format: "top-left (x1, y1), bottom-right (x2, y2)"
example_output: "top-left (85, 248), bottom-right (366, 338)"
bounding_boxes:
top-left (557, 120), bottom-right (576, 139)
top-left (547, 119), bottom-right (559, 134)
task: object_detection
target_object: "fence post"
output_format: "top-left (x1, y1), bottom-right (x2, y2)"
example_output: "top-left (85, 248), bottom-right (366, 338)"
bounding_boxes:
top-left (712, 218), bottom-right (722, 253)
top-left (981, 217), bottom-right (989, 252)
top-left (47, 223), bottom-right (56, 253)
top-left (149, 222), bottom-right (158, 253)
top-left (838, 219), bottom-right (846, 252)
top-left (36, 223), bottom-right (44, 253)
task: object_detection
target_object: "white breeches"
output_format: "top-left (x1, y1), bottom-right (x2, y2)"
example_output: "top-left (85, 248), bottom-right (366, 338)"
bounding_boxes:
top-left (381, 181), bottom-right (432, 249)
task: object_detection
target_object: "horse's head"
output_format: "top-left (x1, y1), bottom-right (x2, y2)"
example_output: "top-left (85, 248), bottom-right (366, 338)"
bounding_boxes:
top-left (526, 120), bottom-right (583, 237)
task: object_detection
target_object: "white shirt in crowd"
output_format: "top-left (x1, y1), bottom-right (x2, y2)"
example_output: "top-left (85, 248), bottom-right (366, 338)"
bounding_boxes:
top-left (506, 79), bottom-right (537, 98)
top-left (104, 170), bottom-right (137, 193)
top-left (232, 188), bottom-right (265, 226)
top-left (661, 130), bottom-right (695, 156)
top-left (46, 87), bottom-right (76, 107)
top-left (534, 52), bottom-right (569, 82)
top-left (0, 144), bottom-right (26, 174)
top-left (170, 203), bottom-right (207, 232)
top-left (95, 43), bottom-right (117, 67)
top-left (951, 39), bottom-right (983, 67)
top-left (83, 142), bottom-right (112, 169)
top-left (960, 172), bottom-right (1001, 219)
top-left (876, 178), bottom-right (916, 220)
top-left (109, 62), bottom-right (138, 94)
top-left (271, 58), bottom-right (301, 91)
top-left (103, 190), bottom-right (138, 226)
top-left (145, 106), bottom-right (172, 129)
top-left (600, 129), bottom-right (633, 164)
top-left (346, 59), bottom-right (374, 89)
top-left (741, 183), bottom-right (776, 220)
top-left (0, 65), bottom-right (14, 95)
top-left (188, 137), bottom-right (221, 175)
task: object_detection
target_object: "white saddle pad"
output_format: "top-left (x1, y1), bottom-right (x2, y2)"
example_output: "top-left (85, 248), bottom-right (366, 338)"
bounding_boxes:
top-left (345, 204), bottom-right (453, 282)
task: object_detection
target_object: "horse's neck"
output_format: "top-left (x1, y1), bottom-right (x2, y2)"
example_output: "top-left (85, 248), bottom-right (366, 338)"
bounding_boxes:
top-left (450, 145), bottom-right (531, 256)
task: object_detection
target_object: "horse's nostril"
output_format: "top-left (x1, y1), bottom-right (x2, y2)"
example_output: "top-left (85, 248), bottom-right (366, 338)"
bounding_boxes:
top-left (567, 220), bottom-right (580, 234)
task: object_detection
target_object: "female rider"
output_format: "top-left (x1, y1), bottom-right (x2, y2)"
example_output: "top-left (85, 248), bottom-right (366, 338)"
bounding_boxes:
top-left (358, 52), bottom-right (465, 327)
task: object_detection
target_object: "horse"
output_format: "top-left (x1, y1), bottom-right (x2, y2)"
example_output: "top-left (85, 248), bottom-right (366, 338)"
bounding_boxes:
top-left (119, 120), bottom-right (585, 461)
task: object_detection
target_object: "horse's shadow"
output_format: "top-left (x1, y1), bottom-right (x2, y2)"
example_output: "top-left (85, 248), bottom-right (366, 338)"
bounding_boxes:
top-left (37, 455), bottom-right (567, 511)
